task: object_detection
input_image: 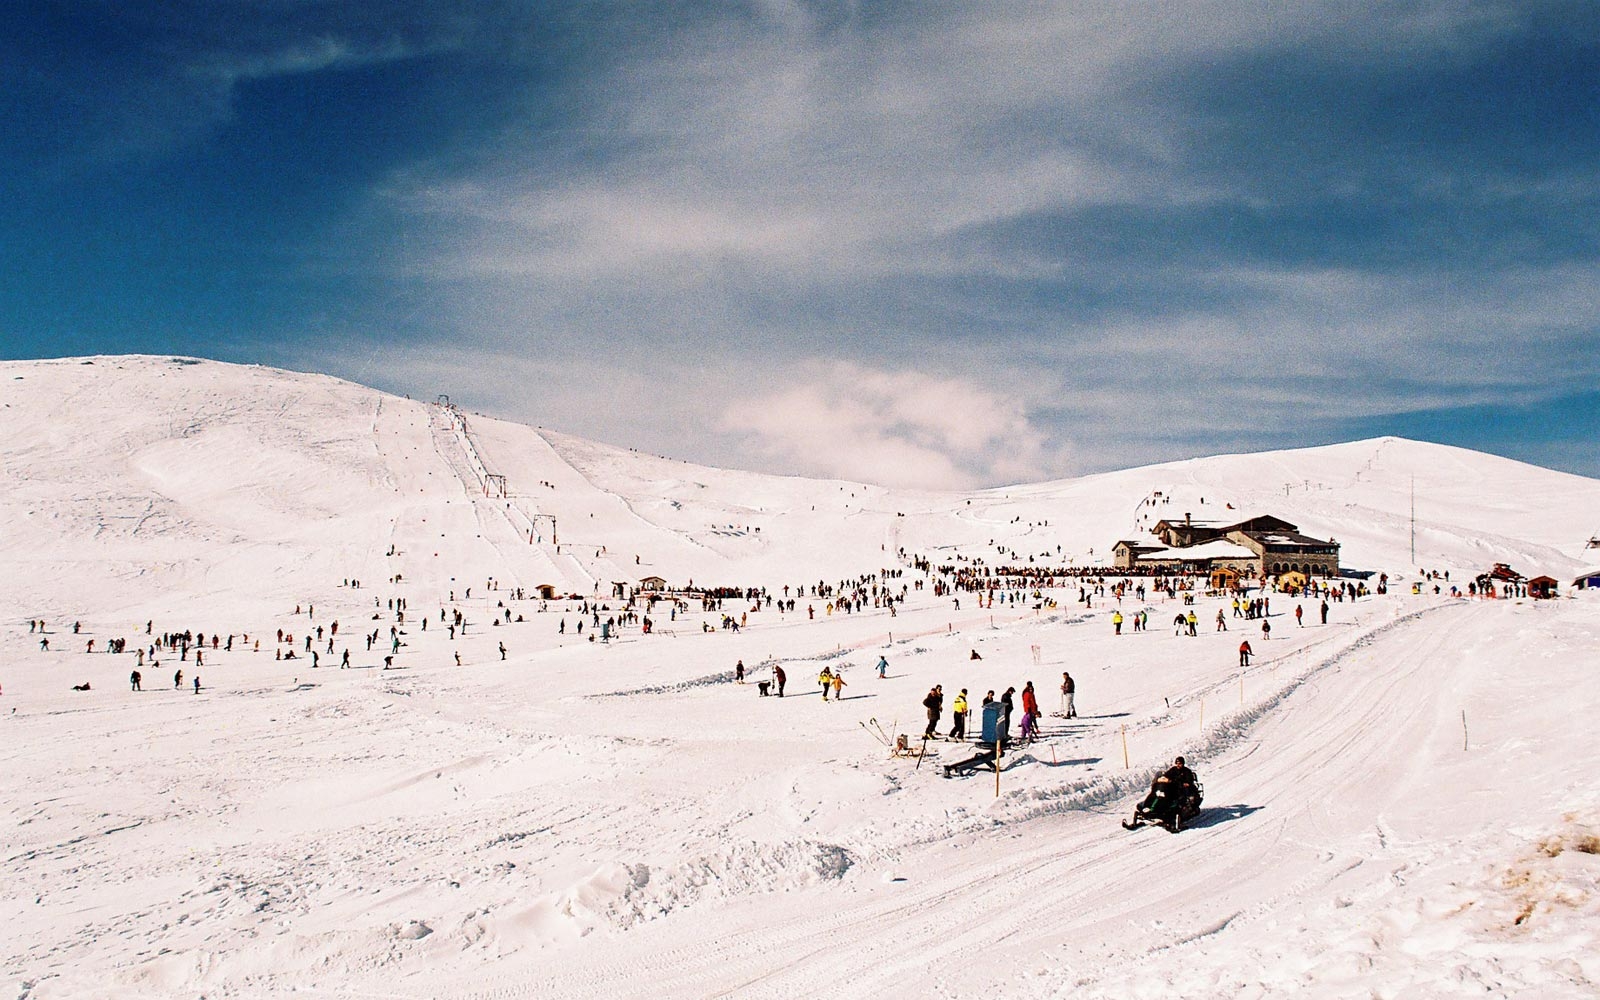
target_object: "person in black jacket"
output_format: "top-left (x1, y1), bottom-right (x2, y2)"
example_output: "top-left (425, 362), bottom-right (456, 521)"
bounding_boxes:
top-left (923, 685), bottom-right (943, 738)
top-left (1135, 756), bottom-right (1200, 826)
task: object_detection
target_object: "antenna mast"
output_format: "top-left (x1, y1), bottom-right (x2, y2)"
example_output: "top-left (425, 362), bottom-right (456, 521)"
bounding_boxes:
top-left (1410, 475), bottom-right (1416, 566)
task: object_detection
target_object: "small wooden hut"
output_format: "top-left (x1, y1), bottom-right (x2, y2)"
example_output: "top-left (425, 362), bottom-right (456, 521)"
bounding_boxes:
top-left (1527, 575), bottom-right (1559, 599)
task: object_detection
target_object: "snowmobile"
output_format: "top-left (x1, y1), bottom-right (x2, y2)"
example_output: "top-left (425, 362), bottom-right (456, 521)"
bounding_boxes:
top-left (1122, 780), bottom-right (1203, 833)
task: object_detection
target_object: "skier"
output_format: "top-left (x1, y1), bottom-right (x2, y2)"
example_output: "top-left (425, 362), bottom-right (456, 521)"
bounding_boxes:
top-left (735, 660), bottom-right (745, 684)
top-left (1021, 681), bottom-right (1038, 725)
top-left (130, 670), bottom-right (142, 692)
top-left (1238, 640), bottom-right (1253, 667)
top-left (1112, 610), bottom-right (1123, 635)
top-left (174, 669), bottom-right (183, 689)
top-left (818, 667), bottom-right (833, 701)
top-left (1320, 599), bottom-right (1330, 625)
top-left (876, 655), bottom-right (888, 679)
top-left (830, 672), bottom-right (846, 702)
top-left (773, 664), bottom-right (786, 697)
top-left (499, 642), bottom-right (507, 661)
top-left (192, 675), bottom-right (201, 694)
top-left (1295, 604), bottom-right (1304, 627)
top-left (1061, 671), bottom-right (1077, 718)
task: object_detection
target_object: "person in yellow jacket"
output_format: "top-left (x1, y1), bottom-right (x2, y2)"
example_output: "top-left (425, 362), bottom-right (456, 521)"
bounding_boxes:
top-left (1112, 610), bottom-right (1124, 635)
top-left (949, 688), bottom-right (969, 740)
top-left (819, 666), bottom-right (833, 701)
top-left (830, 671), bottom-right (846, 701)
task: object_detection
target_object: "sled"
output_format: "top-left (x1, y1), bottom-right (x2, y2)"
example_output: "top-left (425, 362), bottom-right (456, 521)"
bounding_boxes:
top-left (892, 734), bottom-right (938, 759)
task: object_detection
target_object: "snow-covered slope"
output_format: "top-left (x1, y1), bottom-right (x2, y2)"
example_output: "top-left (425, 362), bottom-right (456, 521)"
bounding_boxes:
top-left (3, 356), bottom-right (1598, 1000)
top-left (4, 356), bottom-right (1594, 624)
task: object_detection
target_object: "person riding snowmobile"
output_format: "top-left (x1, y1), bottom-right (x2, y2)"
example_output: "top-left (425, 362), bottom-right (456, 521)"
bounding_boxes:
top-left (1130, 756), bottom-right (1202, 830)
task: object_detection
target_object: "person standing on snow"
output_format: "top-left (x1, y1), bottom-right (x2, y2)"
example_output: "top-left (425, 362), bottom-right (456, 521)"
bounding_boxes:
top-left (831, 671), bottom-right (846, 701)
top-left (1061, 671), bottom-right (1077, 718)
top-left (130, 670), bottom-right (142, 692)
top-left (1239, 640), bottom-right (1253, 667)
top-left (773, 664), bottom-right (786, 697)
top-left (950, 689), bottom-right (969, 740)
top-left (1021, 681), bottom-right (1039, 724)
top-left (876, 656), bottom-right (888, 679)
top-left (923, 685), bottom-right (943, 739)
top-left (735, 660), bottom-right (745, 683)
top-left (819, 667), bottom-right (833, 701)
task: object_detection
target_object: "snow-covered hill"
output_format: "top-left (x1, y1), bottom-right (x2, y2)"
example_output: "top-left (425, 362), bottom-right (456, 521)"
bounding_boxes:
top-left (4, 356), bottom-right (1594, 627)
top-left (3, 355), bottom-right (1598, 999)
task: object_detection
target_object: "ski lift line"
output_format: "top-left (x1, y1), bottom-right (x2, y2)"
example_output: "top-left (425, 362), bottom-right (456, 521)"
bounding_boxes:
top-left (427, 401), bottom-right (594, 589)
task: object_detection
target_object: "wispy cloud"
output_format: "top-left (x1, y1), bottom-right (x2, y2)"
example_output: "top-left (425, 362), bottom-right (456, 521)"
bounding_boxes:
top-left (11, 2), bottom-right (1594, 483)
top-left (316, 2), bottom-right (1597, 482)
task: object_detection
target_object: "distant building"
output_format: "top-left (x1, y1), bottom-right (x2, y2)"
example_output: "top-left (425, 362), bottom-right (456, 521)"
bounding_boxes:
top-left (1118, 514), bottom-right (1339, 578)
top-left (1226, 526), bottom-right (1341, 578)
top-left (639, 575), bottom-right (668, 592)
top-left (1112, 540), bottom-right (1164, 568)
top-left (1527, 576), bottom-right (1560, 599)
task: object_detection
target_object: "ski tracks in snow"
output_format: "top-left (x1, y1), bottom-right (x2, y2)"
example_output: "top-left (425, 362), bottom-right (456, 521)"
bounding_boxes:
top-left (364, 601), bottom-right (1493, 1000)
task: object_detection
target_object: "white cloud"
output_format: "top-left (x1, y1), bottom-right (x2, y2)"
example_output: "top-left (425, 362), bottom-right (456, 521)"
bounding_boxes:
top-left (306, 2), bottom-right (1594, 482)
top-left (717, 361), bottom-right (1066, 489)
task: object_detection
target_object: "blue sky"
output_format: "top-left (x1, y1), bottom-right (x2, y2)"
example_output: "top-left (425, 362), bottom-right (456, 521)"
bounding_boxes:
top-left (2, 2), bottom-right (1597, 487)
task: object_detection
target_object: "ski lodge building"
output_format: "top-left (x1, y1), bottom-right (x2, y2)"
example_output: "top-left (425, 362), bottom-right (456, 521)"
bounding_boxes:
top-left (1112, 513), bottom-right (1341, 578)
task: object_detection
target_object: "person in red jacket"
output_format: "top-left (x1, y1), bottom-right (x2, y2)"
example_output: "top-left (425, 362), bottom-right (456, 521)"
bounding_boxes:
top-left (1238, 640), bottom-right (1253, 667)
top-left (1021, 681), bottom-right (1038, 722)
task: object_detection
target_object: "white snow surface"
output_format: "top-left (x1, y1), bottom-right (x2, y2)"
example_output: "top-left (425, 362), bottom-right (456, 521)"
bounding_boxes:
top-left (3, 355), bottom-right (1599, 999)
